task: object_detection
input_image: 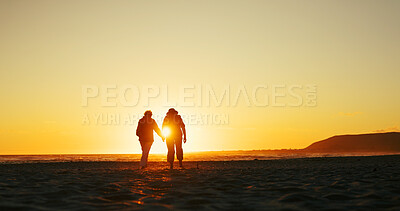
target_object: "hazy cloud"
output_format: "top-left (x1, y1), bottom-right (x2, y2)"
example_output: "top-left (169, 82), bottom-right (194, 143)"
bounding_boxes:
top-left (373, 126), bottom-right (400, 133)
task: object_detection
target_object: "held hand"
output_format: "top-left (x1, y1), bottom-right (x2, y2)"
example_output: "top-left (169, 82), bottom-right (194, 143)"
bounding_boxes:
top-left (183, 137), bottom-right (187, 143)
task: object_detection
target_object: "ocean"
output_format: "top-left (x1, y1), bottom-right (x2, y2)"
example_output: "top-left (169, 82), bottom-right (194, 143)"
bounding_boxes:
top-left (0, 151), bottom-right (395, 164)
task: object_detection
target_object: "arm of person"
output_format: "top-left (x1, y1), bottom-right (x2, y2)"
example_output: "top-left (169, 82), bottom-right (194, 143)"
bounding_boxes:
top-left (181, 118), bottom-right (187, 143)
top-left (153, 120), bottom-right (165, 141)
top-left (162, 118), bottom-right (166, 130)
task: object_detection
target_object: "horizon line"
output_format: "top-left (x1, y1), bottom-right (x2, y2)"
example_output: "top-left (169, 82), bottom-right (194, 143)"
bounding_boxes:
top-left (0, 149), bottom-right (305, 156)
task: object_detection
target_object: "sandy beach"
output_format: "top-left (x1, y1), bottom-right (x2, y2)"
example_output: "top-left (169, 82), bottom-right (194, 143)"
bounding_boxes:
top-left (0, 155), bottom-right (399, 210)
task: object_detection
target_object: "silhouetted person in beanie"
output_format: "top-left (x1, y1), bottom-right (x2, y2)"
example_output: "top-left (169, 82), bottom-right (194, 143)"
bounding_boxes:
top-left (162, 108), bottom-right (186, 169)
top-left (136, 110), bottom-right (164, 169)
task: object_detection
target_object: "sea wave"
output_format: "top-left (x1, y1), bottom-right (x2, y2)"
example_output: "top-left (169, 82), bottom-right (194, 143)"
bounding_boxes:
top-left (1, 152), bottom-right (398, 164)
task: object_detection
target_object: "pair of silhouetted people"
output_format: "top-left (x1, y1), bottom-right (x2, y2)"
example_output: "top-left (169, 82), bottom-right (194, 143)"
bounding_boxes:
top-left (136, 108), bottom-right (186, 169)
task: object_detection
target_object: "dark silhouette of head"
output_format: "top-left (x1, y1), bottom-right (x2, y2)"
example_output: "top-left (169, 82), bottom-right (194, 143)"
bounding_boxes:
top-left (144, 110), bottom-right (152, 118)
top-left (167, 108), bottom-right (178, 116)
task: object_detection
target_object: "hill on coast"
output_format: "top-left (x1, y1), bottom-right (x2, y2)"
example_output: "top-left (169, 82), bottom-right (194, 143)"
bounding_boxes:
top-left (303, 132), bottom-right (400, 153)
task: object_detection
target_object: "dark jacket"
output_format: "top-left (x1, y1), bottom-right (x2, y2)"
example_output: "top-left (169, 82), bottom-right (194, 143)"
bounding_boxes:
top-left (136, 116), bottom-right (162, 142)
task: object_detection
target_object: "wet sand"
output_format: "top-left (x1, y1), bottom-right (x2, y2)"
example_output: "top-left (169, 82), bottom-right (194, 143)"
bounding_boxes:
top-left (0, 155), bottom-right (399, 210)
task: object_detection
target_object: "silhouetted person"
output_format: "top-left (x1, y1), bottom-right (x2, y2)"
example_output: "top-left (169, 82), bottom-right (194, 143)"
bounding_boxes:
top-left (136, 110), bottom-right (164, 169)
top-left (162, 108), bottom-right (186, 169)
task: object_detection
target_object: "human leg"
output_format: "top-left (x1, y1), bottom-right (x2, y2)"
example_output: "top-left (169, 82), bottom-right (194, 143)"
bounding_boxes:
top-left (166, 139), bottom-right (175, 168)
top-left (140, 141), bottom-right (153, 168)
top-left (175, 139), bottom-right (183, 167)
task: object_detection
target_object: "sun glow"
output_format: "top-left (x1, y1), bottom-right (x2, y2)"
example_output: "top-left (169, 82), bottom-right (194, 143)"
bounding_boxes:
top-left (162, 127), bottom-right (171, 138)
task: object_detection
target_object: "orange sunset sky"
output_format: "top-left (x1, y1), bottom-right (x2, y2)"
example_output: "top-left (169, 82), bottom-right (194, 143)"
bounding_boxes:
top-left (1, 0), bottom-right (399, 154)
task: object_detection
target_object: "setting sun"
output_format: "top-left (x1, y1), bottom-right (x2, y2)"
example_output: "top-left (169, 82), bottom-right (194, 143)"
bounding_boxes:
top-left (162, 127), bottom-right (171, 138)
